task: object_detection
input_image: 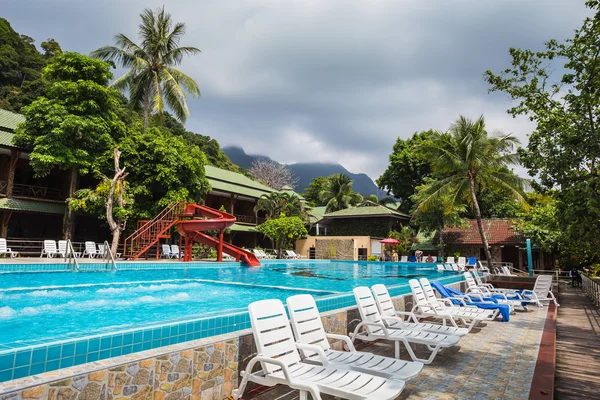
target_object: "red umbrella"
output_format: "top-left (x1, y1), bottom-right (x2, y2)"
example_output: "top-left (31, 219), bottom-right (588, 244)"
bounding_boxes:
top-left (380, 238), bottom-right (400, 244)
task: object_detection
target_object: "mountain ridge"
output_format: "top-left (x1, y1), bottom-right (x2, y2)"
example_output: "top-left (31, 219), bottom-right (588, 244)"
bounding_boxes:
top-left (222, 146), bottom-right (387, 197)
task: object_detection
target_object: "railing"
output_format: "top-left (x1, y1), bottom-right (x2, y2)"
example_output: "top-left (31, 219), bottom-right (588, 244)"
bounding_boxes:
top-left (123, 201), bottom-right (185, 260)
top-left (582, 274), bottom-right (600, 307)
top-left (1, 239), bottom-right (125, 258)
top-left (64, 239), bottom-right (80, 272)
top-left (233, 214), bottom-right (266, 225)
top-left (101, 240), bottom-right (117, 271)
top-left (0, 181), bottom-right (65, 200)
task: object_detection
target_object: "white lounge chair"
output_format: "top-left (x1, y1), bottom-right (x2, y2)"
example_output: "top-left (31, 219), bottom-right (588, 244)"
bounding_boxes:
top-left (370, 284), bottom-right (469, 336)
top-left (286, 294), bottom-right (423, 380)
top-left (41, 240), bottom-right (64, 258)
top-left (233, 299), bottom-right (406, 400)
top-left (58, 240), bottom-right (80, 258)
top-left (400, 256), bottom-right (408, 263)
top-left (463, 272), bottom-right (523, 310)
top-left (0, 238), bottom-right (17, 258)
top-left (351, 286), bottom-right (461, 364)
top-left (288, 250), bottom-right (306, 259)
top-left (446, 256), bottom-right (455, 264)
top-left (502, 266), bottom-right (516, 276)
top-left (252, 249), bottom-right (264, 259)
top-left (457, 257), bottom-right (467, 269)
top-left (471, 271), bottom-right (518, 294)
top-left (170, 244), bottom-right (182, 259)
top-left (160, 244), bottom-right (174, 259)
top-left (82, 241), bottom-right (100, 258)
top-left (522, 275), bottom-right (559, 307)
top-left (436, 264), bottom-right (445, 272)
top-left (409, 279), bottom-right (495, 330)
top-left (419, 278), bottom-right (499, 319)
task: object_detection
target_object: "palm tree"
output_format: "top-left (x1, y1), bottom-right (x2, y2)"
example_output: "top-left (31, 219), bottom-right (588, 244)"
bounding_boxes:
top-left (92, 7), bottom-right (200, 128)
top-left (319, 174), bottom-right (363, 212)
top-left (415, 115), bottom-right (527, 264)
top-left (254, 192), bottom-right (306, 220)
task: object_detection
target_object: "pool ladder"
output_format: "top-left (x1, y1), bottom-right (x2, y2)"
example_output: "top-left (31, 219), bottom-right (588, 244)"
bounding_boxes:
top-left (64, 239), bottom-right (80, 272)
top-left (102, 240), bottom-right (118, 272)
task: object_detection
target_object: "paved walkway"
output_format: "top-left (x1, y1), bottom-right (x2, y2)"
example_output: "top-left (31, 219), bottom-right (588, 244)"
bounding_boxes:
top-left (555, 285), bottom-right (600, 399)
top-left (245, 306), bottom-right (549, 400)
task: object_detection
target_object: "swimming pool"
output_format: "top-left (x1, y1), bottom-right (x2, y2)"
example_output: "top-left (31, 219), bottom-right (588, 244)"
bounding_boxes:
top-left (0, 260), bottom-right (461, 382)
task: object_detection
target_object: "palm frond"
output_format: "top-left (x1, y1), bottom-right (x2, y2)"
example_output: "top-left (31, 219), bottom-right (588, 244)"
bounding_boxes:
top-left (164, 46), bottom-right (201, 66)
top-left (164, 66), bottom-right (200, 97)
top-left (159, 68), bottom-right (188, 122)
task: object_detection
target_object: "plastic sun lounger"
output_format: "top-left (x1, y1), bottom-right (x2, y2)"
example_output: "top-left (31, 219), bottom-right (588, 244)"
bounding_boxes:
top-left (351, 286), bottom-right (461, 364)
top-left (471, 271), bottom-right (520, 294)
top-left (233, 299), bottom-right (406, 400)
top-left (523, 275), bottom-right (559, 307)
top-left (462, 272), bottom-right (526, 310)
top-left (82, 241), bottom-right (100, 258)
top-left (286, 294), bottom-right (423, 381)
top-left (0, 238), bottom-right (17, 258)
top-left (400, 256), bottom-right (408, 262)
top-left (370, 284), bottom-right (469, 337)
top-left (41, 240), bottom-right (64, 258)
top-left (409, 279), bottom-right (495, 330)
top-left (160, 244), bottom-right (174, 259)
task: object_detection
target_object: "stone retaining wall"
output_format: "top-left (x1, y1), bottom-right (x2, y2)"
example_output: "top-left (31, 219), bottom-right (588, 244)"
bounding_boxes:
top-left (0, 281), bottom-right (467, 400)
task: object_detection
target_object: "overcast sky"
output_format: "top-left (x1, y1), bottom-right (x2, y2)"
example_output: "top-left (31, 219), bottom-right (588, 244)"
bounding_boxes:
top-left (3, 0), bottom-right (591, 180)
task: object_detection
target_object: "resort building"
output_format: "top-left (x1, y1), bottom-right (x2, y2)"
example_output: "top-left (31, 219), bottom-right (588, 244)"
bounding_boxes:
top-left (297, 201), bottom-right (411, 260)
top-left (414, 219), bottom-right (554, 271)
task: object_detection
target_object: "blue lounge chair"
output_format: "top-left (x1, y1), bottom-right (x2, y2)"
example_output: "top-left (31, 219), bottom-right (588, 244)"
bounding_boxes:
top-left (430, 281), bottom-right (511, 322)
top-left (409, 255), bottom-right (417, 262)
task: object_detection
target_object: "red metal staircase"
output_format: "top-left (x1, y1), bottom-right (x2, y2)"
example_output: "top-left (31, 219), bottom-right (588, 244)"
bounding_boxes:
top-left (123, 202), bottom-right (186, 260)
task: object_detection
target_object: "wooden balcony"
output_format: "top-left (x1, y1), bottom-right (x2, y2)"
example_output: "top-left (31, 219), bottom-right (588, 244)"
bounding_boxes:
top-left (234, 214), bottom-right (266, 225)
top-left (0, 180), bottom-right (65, 201)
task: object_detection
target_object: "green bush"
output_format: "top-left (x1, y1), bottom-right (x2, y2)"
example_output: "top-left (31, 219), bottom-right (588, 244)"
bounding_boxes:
top-left (367, 255), bottom-right (379, 261)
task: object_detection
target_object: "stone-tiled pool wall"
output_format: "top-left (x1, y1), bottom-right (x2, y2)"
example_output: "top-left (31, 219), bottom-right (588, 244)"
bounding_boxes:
top-left (0, 280), bottom-right (468, 400)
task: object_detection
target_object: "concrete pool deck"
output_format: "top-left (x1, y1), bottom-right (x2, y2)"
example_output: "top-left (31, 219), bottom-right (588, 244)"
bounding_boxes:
top-left (246, 306), bottom-right (552, 400)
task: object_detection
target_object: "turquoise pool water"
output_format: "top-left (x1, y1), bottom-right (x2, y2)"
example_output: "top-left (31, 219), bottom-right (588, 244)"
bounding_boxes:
top-left (0, 261), bottom-right (449, 347)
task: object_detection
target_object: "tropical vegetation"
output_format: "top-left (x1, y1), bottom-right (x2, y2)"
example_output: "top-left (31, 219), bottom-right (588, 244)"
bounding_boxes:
top-left (91, 7), bottom-right (200, 127)
top-left (413, 115), bottom-right (527, 262)
top-left (485, 0), bottom-right (600, 264)
top-left (256, 215), bottom-right (308, 259)
top-left (319, 174), bottom-right (363, 212)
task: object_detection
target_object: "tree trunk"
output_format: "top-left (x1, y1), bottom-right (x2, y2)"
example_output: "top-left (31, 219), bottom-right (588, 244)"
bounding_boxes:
top-left (143, 90), bottom-right (150, 129)
top-left (63, 168), bottom-right (78, 240)
top-left (106, 149), bottom-right (128, 257)
top-left (469, 175), bottom-right (493, 265)
top-left (6, 150), bottom-right (20, 197)
top-left (438, 221), bottom-right (445, 259)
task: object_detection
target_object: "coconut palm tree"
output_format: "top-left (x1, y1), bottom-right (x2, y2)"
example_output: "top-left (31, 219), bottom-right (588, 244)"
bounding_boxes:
top-left (415, 115), bottom-right (527, 264)
top-left (319, 174), bottom-right (363, 212)
top-left (91, 6), bottom-right (200, 128)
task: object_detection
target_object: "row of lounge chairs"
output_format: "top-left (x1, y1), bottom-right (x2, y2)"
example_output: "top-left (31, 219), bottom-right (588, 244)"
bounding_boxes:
top-left (252, 249), bottom-right (307, 259)
top-left (235, 271), bottom-right (559, 399)
top-left (41, 240), bottom-right (117, 258)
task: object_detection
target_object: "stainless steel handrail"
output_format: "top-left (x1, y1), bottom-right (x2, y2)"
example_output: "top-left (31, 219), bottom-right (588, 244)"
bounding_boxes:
top-left (103, 240), bottom-right (117, 272)
top-left (64, 239), bottom-right (80, 272)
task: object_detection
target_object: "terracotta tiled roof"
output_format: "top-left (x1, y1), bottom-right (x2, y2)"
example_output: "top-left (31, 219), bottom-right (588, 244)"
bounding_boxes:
top-left (443, 219), bottom-right (524, 245)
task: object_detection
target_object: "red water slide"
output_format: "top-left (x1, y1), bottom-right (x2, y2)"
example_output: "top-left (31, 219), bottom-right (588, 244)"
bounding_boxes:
top-left (176, 203), bottom-right (260, 267)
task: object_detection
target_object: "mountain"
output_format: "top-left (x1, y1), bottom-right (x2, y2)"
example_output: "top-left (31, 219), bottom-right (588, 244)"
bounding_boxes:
top-left (222, 146), bottom-right (387, 197)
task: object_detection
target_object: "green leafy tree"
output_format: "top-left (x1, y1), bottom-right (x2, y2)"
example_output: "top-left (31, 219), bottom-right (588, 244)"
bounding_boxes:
top-left (365, 194), bottom-right (379, 203)
top-left (303, 176), bottom-right (329, 206)
top-left (257, 215), bottom-right (308, 259)
top-left (14, 52), bottom-right (125, 238)
top-left (0, 18), bottom-right (53, 111)
top-left (319, 174), bottom-right (363, 212)
top-left (485, 0), bottom-right (600, 263)
top-left (415, 115), bottom-right (527, 263)
top-left (377, 130), bottom-right (434, 213)
top-left (118, 122), bottom-right (210, 219)
top-left (92, 6), bottom-right (200, 127)
top-left (514, 193), bottom-right (562, 255)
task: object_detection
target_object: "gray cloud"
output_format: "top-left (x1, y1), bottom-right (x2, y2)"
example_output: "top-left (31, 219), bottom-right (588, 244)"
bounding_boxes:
top-left (3, 0), bottom-right (591, 179)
